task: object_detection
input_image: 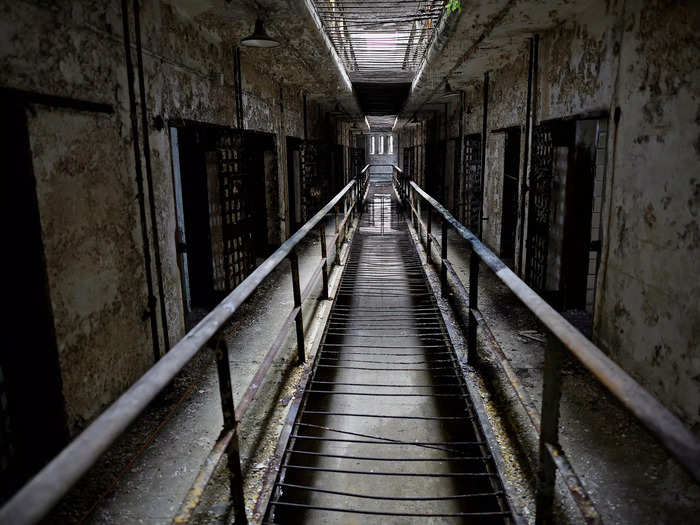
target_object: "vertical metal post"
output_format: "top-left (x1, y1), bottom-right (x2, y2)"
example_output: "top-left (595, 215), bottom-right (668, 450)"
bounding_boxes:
top-left (535, 333), bottom-right (564, 525)
top-left (214, 336), bottom-right (247, 524)
top-left (426, 208), bottom-right (433, 264)
top-left (320, 223), bottom-right (329, 298)
top-left (467, 251), bottom-right (479, 363)
top-left (440, 218), bottom-right (448, 296)
top-left (334, 203), bottom-right (340, 255)
top-left (289, 249), bottom-right (305, 364)
top-left (417, 194), bottom-right (422, 242)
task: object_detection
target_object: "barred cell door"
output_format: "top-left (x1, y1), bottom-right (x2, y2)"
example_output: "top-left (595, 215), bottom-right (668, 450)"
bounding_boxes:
top-left (351, 147), bottom-right (365, 181)
top-left (525, 125), bottom-right (555, 293)
top-left (215, 130), bottom-right (255, 291)
top-left (300, 141), bottom-right (323, 221)
top-left (452, 137), bottom-right (462, 217)
top-left (462, 134), bottom-right (482, 230)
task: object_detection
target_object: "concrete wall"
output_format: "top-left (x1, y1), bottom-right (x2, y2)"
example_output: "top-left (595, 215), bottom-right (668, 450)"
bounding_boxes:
top-left (0, 0), bottom-right (336, 434)
top-left (437, 0), bottom-right (699, 426)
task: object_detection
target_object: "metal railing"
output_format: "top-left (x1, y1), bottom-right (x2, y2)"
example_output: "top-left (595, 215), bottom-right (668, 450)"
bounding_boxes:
top-left (0, 173), bottom-right (370, 525)
top-left (393, 170), bottom-right (700, 524)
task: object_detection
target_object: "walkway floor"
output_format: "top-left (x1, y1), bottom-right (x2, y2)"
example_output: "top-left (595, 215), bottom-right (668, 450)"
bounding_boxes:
top-left (414, 208), bottom-right (700, 525)
top-left (50, 215), bottom-right (345, 524)
top-left (264, 181), bottom-right (514, 523)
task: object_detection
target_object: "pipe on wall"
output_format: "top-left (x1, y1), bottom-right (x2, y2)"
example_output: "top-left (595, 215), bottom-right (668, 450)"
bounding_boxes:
top-left (518, 35), bottom-right (539, 277)
top-left (120, 0), bottom-right (160, 362)
top-left (479, 71), bottom-right (489, 239)
top-left (234, 46), bottom-right (244, 130)
top-left (133, 0), bottom-right (170, 354)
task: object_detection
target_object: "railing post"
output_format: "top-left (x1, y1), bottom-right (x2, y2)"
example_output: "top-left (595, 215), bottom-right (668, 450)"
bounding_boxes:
top-left (334, 203), bottom-right (341, 255)
top-left (320, 222), bottom-right (329, 299)
top-left (411, 188), bottom-right (417, 230)
top-left (467, 250), bottom-right (479, 361)
top-left (535, 333), bottom-right (564, 525)
top-left (289, 248), bottom-right (305, 364)
top-left (426, 208), bottom-right (433, 264)
top-left (440, 218), bottom-right (448, 297)
top-left (214, 336), bottom-right (247, 524)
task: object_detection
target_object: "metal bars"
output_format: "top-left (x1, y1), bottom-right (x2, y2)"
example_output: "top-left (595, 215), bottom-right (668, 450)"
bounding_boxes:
top-left (309, 0), bottom-right (446, 79)
top-left (262, 178), bottom-right (515, 523)
top-left (392, 170), bottom-right (700, 525)
top-left (0, 173), bottom-right (370, 525)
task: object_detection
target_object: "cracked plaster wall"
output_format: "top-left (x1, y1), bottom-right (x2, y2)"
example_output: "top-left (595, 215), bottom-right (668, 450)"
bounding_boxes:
top-left (440, 0), bottom-right (699, 426)
top-left (1, 0), bottom-right (335, 434)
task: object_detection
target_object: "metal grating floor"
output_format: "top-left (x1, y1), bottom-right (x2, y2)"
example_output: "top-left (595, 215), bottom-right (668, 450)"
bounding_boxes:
top-left (263, 180), bottom-right (515, 523)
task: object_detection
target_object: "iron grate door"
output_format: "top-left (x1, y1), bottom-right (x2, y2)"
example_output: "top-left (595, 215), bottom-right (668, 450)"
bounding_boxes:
top-left (462, 134), bottom-right (482, 230)
top-left (525, 125), bottom-right (554, 293)
top-left (351, 147), bottom-right (364, 181)
top-left (300, 141), bottom-right (323, 222)
top-left (216, 130), bottom-right (255, 291)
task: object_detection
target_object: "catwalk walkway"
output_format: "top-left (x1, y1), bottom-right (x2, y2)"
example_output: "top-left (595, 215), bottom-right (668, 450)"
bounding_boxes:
top-left (262, 179), bottom-right (517, 523)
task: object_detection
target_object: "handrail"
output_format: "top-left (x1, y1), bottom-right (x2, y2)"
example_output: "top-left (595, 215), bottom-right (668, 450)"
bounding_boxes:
top-left (360, 163), bottom-right (371, 174)
top-left (0, 173), bottom-right (369, 525)
top-left (392, 171), bottom-right (700, 522)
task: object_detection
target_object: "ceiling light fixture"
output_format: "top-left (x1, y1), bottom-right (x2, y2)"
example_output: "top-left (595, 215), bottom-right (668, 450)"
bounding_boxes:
top-left (441, 80), bottom-right (460, 99)
top-left (240, 19), bottom-right (280, 48)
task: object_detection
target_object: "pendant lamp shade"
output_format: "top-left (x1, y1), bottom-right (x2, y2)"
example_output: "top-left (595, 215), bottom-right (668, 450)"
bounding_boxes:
top-left (241, 19), bottom-right (280, 48)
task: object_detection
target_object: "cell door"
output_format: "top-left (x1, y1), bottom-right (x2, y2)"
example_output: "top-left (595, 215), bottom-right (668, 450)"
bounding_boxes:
top-left (501, 128), bottom-right (521, 260)
top-left (300, 141), bottom-right (322, 222)
top-left (215, 130), bottom-right (255, 291)
top-left (525, 125), bottom-right (554, 293)
top-left (462, 134), bottom-right (482, 230)
top-left (351, 147), bottom-right (365, 180)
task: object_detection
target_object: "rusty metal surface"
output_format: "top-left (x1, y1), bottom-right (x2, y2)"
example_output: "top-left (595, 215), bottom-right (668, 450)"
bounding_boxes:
top-left (545, 443), bottom-right (602, 525)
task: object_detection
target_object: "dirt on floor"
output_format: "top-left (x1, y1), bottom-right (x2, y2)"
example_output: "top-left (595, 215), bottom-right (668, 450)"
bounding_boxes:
top-left (413, 211), bottom-right (700, 525)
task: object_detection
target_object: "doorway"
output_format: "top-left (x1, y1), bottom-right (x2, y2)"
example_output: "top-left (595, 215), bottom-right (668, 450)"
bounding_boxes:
top-left (525, 117), bottom-right (606, 316)
top-left (500, 128), bottom-right (521, 262)
top-left (287, 136), bottom-right (303, 233)
top-left (170, 124), bottom-right (273, 320)
top-left (0, 96), bottom-right (69, 503)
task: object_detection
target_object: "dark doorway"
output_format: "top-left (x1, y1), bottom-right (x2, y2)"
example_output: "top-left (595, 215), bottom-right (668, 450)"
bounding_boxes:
top-left (561, 120), bottom-right (599, 311)
top-left (287, 136), bottom-right (303, 234)
top-left (0, 96), bottom-right (69, 503)
top-left (171, 124), bottom-right (272, 319)
top-left (243, 130), bottom-right (277, 261)
top-left (525, 118), bottom-right (604, 314)
top-left (500, 128), bottom-right (521, 261)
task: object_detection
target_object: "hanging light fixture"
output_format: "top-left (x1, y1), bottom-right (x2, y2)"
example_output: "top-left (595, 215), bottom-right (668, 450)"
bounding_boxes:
top-left (441, 80), bottom-right (460, 99)
top-left (240, 19), bottom-right (280, 48)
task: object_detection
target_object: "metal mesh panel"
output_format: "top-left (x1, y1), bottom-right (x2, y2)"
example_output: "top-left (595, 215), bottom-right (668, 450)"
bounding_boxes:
top-left (525, 125), bottom-right (554, 292)
top-left (216, 131), bottom-right (255, 291)
top-left (461, 134), bottom-right (482, 230)
top-left (300, 142), bottom-right (323, 222)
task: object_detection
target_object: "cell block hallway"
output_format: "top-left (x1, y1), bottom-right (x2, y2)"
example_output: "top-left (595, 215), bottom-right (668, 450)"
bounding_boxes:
top-left (0, 1), bottom-right (698, 524)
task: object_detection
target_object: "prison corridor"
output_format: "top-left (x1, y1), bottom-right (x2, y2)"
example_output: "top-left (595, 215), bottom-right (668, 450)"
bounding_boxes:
top-left (261, 178), bottom-right (517, 523)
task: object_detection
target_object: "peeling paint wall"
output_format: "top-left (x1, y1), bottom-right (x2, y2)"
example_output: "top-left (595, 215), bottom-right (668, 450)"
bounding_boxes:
top-left (594, 0), bottom-right (700, 426)
top-left (0, 0), bottom-right (339, 434)
top-left (440, 0), bottom-right (700, 426)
